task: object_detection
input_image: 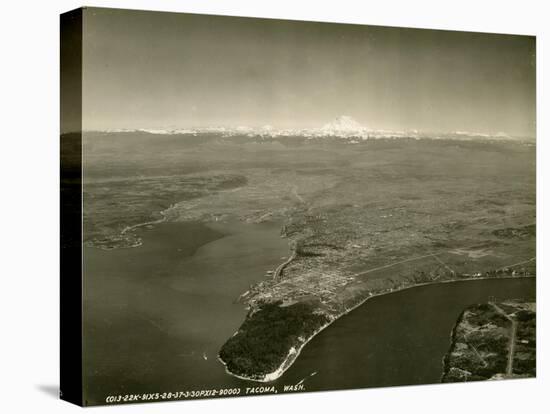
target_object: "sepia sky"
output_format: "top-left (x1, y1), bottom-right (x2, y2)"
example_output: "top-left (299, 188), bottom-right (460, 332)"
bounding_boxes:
top-left (82, 7), bottom-right (536, 136)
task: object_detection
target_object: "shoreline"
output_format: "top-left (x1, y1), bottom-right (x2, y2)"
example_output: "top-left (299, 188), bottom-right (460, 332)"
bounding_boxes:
top-left (219, 273), bottom-right (536, 383)
top-left (87, 204), bottom-right (176, 250)
top-left (237, 235), bottom-right (295, 303)
top-left (120, 215), bottom-right (167, 236)
top-left (440, 308), bottom-right (466, 382)
top-left (273, 240), bottom-right (297, 281)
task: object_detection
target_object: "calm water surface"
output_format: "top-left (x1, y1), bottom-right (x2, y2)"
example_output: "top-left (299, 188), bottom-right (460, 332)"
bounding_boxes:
top-left (277, 277), bottom-right (535, 391)
top-left (83, 220), bottom-right (535, 404)
top-left (83, 220), bottom-right (289, 404)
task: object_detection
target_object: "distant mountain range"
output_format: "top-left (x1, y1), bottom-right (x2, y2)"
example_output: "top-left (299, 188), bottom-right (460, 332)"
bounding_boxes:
top-left (92, 116), bottom-right (534, 143)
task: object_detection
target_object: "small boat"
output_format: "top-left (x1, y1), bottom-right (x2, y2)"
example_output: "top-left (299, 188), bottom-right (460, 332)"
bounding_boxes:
top-left (202, 352), bottom-right (208, 361)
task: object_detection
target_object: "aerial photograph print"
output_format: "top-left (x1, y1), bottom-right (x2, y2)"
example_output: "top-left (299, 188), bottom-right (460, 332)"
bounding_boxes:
top-left (61, 6), bottom-right (536, 406)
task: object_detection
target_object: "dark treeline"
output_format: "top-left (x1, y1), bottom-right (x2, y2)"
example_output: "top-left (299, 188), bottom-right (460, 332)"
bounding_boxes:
top-left (219, 301), bottom-right (329, 378)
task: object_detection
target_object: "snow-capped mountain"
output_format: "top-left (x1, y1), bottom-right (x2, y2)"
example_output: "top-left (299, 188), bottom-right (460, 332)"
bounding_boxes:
top-left (320, 116), bottom-right (368, 136)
